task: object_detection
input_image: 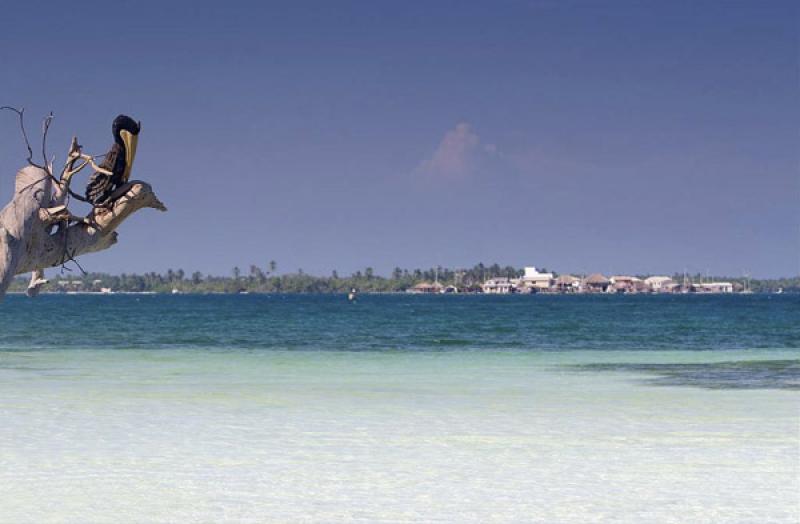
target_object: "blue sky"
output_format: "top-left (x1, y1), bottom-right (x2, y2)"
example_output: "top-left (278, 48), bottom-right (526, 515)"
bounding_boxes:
top-left (0, 1), bottom-right (797, 277)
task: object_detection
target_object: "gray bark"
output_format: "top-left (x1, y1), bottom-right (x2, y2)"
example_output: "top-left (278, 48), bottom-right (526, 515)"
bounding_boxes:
top-left (0, 165), bottom-right (165, 299)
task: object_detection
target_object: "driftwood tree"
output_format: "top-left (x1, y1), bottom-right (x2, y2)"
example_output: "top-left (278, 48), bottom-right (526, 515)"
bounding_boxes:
top-left (0, 109), bottom-right (166, 300)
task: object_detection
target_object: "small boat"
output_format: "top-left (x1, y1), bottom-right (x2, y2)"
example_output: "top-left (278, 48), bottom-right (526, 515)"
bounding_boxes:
top-left (348, 288), bottom-right (358, 302)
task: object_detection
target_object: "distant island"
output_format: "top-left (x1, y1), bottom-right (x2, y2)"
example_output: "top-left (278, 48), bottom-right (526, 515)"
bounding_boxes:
top-left (6, 263), bottom-right (796, 295)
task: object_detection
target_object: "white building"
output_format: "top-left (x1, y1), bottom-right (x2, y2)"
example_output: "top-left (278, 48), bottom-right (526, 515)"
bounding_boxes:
top-left (482, 277), bottom-right (515, 294)
top-left (518, 267), bottom-right (554, 293)
top-left (694, 282), bottom-right (734, 293)
top-left (644, 276), bottom-right (674, 292)
top-left (608, 275), bottom-right (644, 293)
top-left (407, 281), bottom-right (445, 294)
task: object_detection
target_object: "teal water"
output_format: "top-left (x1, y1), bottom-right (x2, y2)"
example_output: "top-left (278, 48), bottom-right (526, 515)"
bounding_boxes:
top-left (0, 294), bottom-right (798, 522)
top-left (2, 293), bottom-right (798, 352)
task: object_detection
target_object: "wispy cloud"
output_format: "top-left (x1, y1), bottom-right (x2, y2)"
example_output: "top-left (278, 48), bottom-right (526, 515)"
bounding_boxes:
top-left (418, 122), bottom-right (497, 177)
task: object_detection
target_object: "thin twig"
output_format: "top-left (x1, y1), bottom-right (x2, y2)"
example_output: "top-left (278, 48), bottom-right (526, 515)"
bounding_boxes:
top-left (15, 173), bottom-right (53, 194)
top-left (41, 112), bottom-right (54, 175)
top-left (56, 221), bottom-right (88, 275)
top-left (63, 245), bottom-right (88, 276)
top-left (0, 106), bottom-right (41, 168)
top-left (68, 188), bottom-right (89, 202)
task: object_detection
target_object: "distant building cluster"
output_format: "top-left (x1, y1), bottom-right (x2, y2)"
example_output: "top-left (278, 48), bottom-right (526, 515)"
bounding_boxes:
top-left (408, 267), bottom-right (739, 294)
top-left (34, 265), bottom-right (754, 295)
top-left (53, 279), bottom-right (113, 294)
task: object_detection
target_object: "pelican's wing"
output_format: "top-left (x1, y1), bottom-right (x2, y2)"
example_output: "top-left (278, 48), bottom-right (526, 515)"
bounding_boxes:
top-left (85, 172), bottom-right (113, 205)
top-left (85, 145), bottom-right (123, 205)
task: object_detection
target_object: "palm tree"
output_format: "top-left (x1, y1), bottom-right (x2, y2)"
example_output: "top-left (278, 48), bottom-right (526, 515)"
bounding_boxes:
top-left (249, 265), bottom-right (262, 282)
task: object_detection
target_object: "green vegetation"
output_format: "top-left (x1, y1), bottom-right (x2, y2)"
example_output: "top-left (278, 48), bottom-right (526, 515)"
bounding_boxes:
top-left (6, 263), bottom-right (522, 294)
top-left (6, 264), bottom-right (797, 294)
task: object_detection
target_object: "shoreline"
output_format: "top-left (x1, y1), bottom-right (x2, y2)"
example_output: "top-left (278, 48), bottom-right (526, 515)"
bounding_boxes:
top-left (4, 290), bottom-right (788, 296)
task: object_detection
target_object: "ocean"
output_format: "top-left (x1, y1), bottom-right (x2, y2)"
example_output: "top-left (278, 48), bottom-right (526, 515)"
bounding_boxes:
top-left (0, 294), bottom-right (797, 523)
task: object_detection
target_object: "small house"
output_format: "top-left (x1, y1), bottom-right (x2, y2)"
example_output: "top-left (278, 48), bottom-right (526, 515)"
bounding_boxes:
top-left (407, 281), bottom-right (445, 294)
top-left (482, 278), bottom-right (515, 294)
top-left (554, 274), bottom-right (581, 293)
top-left (583, 273), bottom-right (610, 293)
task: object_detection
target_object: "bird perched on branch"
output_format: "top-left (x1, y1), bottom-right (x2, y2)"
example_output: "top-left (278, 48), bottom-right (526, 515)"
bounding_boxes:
top-left (85, 115), bottom-right (140, 206)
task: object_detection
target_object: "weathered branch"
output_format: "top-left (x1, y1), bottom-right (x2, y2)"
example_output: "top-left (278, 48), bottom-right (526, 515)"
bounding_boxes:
top-left (0, 166), bottom-right (166, 299)
top-left (26, 269), bottom-right (47, 297)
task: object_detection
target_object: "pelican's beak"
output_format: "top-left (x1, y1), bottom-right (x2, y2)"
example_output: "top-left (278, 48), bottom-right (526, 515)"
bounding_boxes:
top-left (120, 129), bottom-right (138, 182)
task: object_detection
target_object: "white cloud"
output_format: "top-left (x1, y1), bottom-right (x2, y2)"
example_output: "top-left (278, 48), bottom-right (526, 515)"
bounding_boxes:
top-left (418, 122), bottom-right (481, 177)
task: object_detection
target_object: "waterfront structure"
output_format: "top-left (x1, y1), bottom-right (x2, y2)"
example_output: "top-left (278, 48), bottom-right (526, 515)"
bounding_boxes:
top-left (609, 276), bottom-right (647, 293)
top-left (482, 278), bottom-right (515, 294)
top-left (645, 276), bottom-right (674, 292)
top-left (54, 280), bottom-right (85, 292)
top-left (407, 281), bottom-right (445, 294)
top-left (476, 268), bottom-right (746, 295)
top-left (518, 267), bottom-right (555, 293)
top-left (554, 275), bottom-right (581, 293)
top-left (693, 282), bottom-right (734, 293)
top-left (583, 274), bottom-right (610, 293)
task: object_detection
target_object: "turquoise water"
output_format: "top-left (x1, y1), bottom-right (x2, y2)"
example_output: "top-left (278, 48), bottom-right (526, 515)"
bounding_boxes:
top-left (0, 294), bottom-right (798, 522)
top-left (3, 293), bottom-right (798, 352)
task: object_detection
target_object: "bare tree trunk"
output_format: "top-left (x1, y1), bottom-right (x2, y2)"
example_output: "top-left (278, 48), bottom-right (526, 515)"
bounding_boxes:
top-left (0, 165), bottom-right (165, 300)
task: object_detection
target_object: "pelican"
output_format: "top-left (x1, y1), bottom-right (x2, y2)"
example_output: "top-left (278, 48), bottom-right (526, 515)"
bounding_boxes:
top-left (85, 115), bottom-right (140, 205)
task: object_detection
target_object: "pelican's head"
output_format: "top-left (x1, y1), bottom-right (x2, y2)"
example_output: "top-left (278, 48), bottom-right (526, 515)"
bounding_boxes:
top-left (112, 115), bottom-right (141, 182)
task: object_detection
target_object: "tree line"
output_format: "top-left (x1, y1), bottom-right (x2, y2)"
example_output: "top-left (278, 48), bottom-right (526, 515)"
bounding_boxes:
top-left (7, 262), bottom-right (522, 294)
top-left (6, 263), bottom-right (797, 294)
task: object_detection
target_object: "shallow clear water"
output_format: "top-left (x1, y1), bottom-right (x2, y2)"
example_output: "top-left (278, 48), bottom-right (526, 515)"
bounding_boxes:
top-left (0, 294), bottom-right (798, 522)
